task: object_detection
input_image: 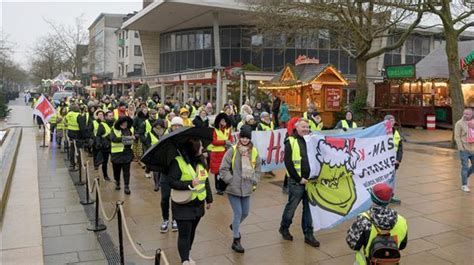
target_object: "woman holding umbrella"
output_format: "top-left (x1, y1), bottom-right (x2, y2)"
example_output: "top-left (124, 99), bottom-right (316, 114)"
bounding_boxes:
top-left (208, 113), bottom-right (233, 195)
top-left (168, 137), bottom-right (213, 265)
top-left (110, 115), bottom-right (135, 194)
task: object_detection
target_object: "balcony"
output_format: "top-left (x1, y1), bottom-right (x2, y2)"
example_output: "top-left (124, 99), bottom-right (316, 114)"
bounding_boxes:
top-left (117, 39), bottom-right (125, 46)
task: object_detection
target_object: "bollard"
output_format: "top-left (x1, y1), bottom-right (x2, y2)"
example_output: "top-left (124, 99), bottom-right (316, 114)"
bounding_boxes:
top-left (75, 148), bottom-right (85, 186)
top-left (154, 249), bottom-right (161, 265)
top-left (117, 201), bottom-right (125, 265)
top-left (80, 164), bottom-right (94, 205)
top-left (39, 125), bottom-right (48, 148)
top-left (87, 178), bottom-right (107, 232)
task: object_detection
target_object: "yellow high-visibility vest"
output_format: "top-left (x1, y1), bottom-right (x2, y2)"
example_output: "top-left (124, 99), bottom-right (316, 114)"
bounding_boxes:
top-left (175, 156), bottom-right (208, 201)
top-left (341, 120), bottom-right (357, 129)
top-left (207, 128), bottom-right (230, 152)
top-left (65, 112), bottom-right (80, 131)
top-left (111, 128), bottom-right (135, 153)
top-left (231, 145), bottom-right (258, 170)
top-left (394, 130), bottom-right (401, 152)
top-left (286, 136), bottom-right (302, 178)
top-left (355, 212), bottom-right (407, 265)
top-left (257, 122), bottom-right (274, 131)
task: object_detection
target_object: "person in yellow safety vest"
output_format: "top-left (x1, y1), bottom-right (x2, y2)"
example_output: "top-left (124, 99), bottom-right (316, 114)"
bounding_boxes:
top-left (279, 118), bottom-right (320, 248)
top-left (384, 114), bottom-right (403, 204)
top-left (167, 137), bottom-right (213, 264)
top-left (102, 97), bottom-right (114, 111)
top-left (257, 112), bottom-right (274, 131)
top-left (94, 110), bottom-right (114, 181)
top-left (186, 98), bottom-right (197, 119)
top-left (114, 101), bottom-right (129, 120)
top-left (309, 111), bottom-right (324, 132)
top-left (64, 104), bottom-right (82, 171)
top-left (140, 109), bottom-right (158, 178)
top-left (109, 116), bottom-right (135, 194)
top-left (92, 109), bottom-right (105, 169)
top-left (208, 113), bottom-right (233, 195)
top-left (55, 107), bottom-right (68, 150)
top-left (219, 125), bottom-right (261, 254)
top-left (179, 107), bottom-right (194, 127)
top-left (335, 110), bottom-right (358, 130)
top-left (346, 183), bottom-right (408, 265)
top-left (302, 102), bottom-right (316, 120)
top-left (144, 119), bottom-right (167, 191)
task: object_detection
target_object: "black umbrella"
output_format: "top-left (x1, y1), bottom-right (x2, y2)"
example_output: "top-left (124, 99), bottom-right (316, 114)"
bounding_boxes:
top-left (141, 127), bottom-right (214, 172)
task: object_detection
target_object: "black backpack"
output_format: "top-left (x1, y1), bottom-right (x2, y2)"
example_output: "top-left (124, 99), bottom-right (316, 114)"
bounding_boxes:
top-left (365, 213), bottom-right (401, 265)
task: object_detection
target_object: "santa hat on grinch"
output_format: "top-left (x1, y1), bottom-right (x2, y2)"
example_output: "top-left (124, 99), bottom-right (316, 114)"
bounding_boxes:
top-left (314, 137), bottom-right (358, 176)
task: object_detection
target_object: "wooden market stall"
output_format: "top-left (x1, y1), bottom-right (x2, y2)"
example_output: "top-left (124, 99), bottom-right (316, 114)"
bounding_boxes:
top-left (259, 56), bottom-right (348, 127)
top-left (375, 41), bottom-right (474, 128)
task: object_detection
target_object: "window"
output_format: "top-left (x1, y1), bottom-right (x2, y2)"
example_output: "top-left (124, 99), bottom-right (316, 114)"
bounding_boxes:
top-left (134, 31), bottom-right (139, 38)
top-left (182, 34), bottom-right (188, 50)
top-left (134, 64), bottom-right (142, 71)
top-left (204, 31), bottom-right (212, 49)
top-left (221, 29), bottom-right (231, 48)
top-left (125, 46), bottom-right (128, 57)
top-left (176, 35), bottom-right (182, 51)
top-left (196, 31), bottom-right (204, 49)
top-left (126, 30), bottom-right (129, 39)
top-left (134, 45), bottom-right (142, 56)
top-left (251, 34), bottom-right (263, 47)
top-left (231, 28), bottom-right (241, 47)
top-left (125, 64), bottom-right (128, 73)
top-left (188, 34), bottom-right (195, 50)
top-left (319, 30), bottom-right (330, 49)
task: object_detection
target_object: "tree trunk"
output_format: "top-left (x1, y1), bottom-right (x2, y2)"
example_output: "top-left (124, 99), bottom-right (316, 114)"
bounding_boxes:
top-left (353, 57), bottom-right (368, 111)
top-left (444, 28), bottom-right (464, 125)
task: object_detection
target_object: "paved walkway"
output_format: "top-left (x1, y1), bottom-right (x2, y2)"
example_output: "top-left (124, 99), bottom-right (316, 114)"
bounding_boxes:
top-left (3, 97), bottom-right (474, 264)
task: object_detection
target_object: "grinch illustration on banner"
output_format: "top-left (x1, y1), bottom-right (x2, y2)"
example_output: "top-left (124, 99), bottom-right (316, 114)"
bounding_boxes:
top-left (305, 121), bottom-right (397, 231)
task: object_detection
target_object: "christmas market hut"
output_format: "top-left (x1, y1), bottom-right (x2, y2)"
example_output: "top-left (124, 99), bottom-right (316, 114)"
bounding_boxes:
top-left (258, 55), bottom-right (349, 127)
top-left (375, 40), bottom-right (474, 128)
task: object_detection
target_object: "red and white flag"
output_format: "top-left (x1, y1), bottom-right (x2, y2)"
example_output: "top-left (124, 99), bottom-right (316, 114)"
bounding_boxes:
top-left (33, 95), bottom-right (56, 122)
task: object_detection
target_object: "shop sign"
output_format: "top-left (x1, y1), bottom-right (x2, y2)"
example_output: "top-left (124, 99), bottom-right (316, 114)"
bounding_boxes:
top-left (324, 87), bottom-right (342, 111)
top-left (158, 74), bottom-right (180, 83)
top-left (295, 55), bottom-right (319, 66)
top-left (181, 71), bottom-right (213, 81)
top-left (386, 64), bottom-right (416, 79)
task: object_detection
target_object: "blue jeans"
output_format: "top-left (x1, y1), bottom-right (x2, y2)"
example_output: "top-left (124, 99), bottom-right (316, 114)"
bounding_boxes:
top-left (460, 151), bottom-right (474, 186)
top-left (228, 194), bottom-right (250, 238)
top-left (280, 178), bottom-right (313, 235)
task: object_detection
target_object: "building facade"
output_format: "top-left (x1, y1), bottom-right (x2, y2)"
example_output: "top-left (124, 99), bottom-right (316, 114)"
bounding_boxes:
top-left (121, 0), bottom-right (474, 109)
top-left (116, 13), bottom-right (145, 80)
top-left (88, 13), bottom-right (126, 82)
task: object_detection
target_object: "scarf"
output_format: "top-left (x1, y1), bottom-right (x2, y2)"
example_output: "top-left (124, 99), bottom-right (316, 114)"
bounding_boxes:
top-left (238, 144), bottom-right (254, 179)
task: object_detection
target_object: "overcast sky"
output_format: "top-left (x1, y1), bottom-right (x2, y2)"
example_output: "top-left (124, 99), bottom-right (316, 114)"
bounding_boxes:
top-left (2, 0), bottom-right (142, 69)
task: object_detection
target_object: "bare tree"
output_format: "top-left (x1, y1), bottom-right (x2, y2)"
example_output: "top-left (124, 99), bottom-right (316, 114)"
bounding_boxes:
top-left (29, 35), bottom-right (64, 84)
top-left (43, 15), bottom-right (88, 78)
top-left (245, 0), bottom-right (423, 112)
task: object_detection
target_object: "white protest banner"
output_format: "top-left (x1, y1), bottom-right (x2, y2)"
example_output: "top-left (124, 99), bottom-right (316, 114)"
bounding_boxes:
top-left (239, 129), bottom-right (287, 172)
top-left (305, 121), bottom-right (396, 231)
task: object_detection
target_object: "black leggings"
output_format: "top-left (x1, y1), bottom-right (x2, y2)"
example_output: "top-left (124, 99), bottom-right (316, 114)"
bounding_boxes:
top-left (112, 162), bottom-right (131, 186)
top-left (160, 180), bottom-right (171, 220)
top-left (176, 218), bottom-right (201, 262)
top-left (101, 151), bottom-right (110, 179)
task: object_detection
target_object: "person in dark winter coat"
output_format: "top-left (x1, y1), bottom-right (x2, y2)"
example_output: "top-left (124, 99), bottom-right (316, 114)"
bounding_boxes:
top-left (346, 183), bottom-right (408, 265)
top-left (192, 109), bottom-right (209, 128)
top-left (272, 96), bottom-right (281, 128)
top-left (279, 118), bottom-right (320, 248)
top-left (168, 138), bottom-right (213, 264)
top-left (94, 110), bottom-right (114, 181)
top-left (109, 116), bottom-right (135, 194)
top-left (144, 119), bottom-right (167, 191)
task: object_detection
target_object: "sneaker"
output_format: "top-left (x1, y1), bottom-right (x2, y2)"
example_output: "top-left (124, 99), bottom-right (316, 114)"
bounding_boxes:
top-left (115, 184), bottom-right (121, 190)
top-left (461, 185), bottom-right (471, 193)
top-left (104, 176), bottom-right (111, 181)
top-left (172, 220), bottom-right (178, 232)
top-left (279, 227), bottom-right (293, 241)
top-left (189, 259), bottom-right (196, 265)
top-left (145, 172), bottom-right (152, 178)
top-left (124, 186), bottom-right (131, 195)
top-left (160, 220), bottom-right (169, 233)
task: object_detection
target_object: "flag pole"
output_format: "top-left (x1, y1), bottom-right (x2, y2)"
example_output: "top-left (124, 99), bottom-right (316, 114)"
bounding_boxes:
top-left (40, 122), bottom-right (48, 148)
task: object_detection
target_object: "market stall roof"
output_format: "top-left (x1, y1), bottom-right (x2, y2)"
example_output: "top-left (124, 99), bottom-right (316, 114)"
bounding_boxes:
top-left (416, 40), bottom-right (474, 79)
top-left (260, 63), bottom-right (348, 90)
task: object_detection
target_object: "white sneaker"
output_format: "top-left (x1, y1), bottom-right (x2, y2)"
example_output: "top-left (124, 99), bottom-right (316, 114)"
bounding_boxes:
top-left (182, 261), bottom-right (191, 265)
top-left (461, 185), bottom-right (471, 193)
top-left (145, 172), bottom-right (152, 178)
top-left (189, 259), bottom-right (196, 265)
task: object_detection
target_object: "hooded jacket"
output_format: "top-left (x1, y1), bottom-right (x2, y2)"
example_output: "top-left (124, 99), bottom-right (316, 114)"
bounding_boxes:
top-left (346, 205), bottom-right (407, 252)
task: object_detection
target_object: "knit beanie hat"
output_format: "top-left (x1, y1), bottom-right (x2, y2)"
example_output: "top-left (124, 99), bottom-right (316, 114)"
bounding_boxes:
top-left (240, 125), bottom-right (253, 140)
top-left (370, 183), bottom-right (393, 206)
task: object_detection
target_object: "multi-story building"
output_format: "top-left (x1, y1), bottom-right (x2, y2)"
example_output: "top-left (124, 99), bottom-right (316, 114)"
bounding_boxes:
top-left (122, 0), bottom-right (474, 109)
top-left (88, 13), bottom-right (127, 92)
top-left (116, 13), bottom-right (145, 79)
